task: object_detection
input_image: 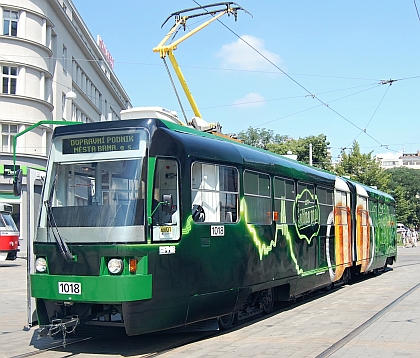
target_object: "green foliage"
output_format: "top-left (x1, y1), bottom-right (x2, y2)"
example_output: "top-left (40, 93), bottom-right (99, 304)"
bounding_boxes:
top-left (334, 142), bottom-right (420, 226)
top-left (237, 127), bottom-right (332, 171)
top-left (237, 127), bottom-right (288, 150)
top-left (268, 134), bottom-right (333, 171)
top-left (386, 167), bottom-right (420, 227)
top-left (334, 141), bottom-right (389, 191)
top-left (237, 128), bottom-right (420, 226)
top-left (389, 185), bottom-right (413, 225)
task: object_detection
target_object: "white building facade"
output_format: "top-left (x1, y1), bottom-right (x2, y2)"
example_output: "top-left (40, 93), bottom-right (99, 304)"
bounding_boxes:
top-left (376, 152), bottom-right (420, 170)
top-left (0, 0), bottom-right (131, 251)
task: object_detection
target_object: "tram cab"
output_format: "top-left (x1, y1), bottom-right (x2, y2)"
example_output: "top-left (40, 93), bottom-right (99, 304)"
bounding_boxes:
top-left (0, 203), bottom-right (20, 261)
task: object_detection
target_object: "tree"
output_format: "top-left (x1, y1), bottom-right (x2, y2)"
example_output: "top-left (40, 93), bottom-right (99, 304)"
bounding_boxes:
top-left (334, 141), bottom-right (389, 191)
top-left (237, 127), bottom-right (332, 171)
top-left (389, 185), bottom-right (414, 225)
top-left (237, 127), bottom-right (288, 150)
top-left (268, 134), bottom-right (333, 171)
top-left (386, 167), bottom-right (420, 199)
top-left (386, 167), bottom-right (420, 227)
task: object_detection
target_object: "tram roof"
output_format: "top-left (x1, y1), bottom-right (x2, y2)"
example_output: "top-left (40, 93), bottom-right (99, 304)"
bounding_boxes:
top-left (345, 178), bottom-right (395, 203)
top-left (160, 120), bottom-right (338, 187)
top-left (52, 117), bottom-right (393, 199)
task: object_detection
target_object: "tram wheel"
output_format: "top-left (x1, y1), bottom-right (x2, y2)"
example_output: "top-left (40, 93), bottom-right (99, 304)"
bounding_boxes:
top-left (325, 282), bottom-right (334, 291)
top-left (261, 288), bottom-right (274, 314)
top-left (342, 269), bottom-right (351, 284)
top-left (218, 313), bottom-right (236, 330)
top-left (6, 252), bottom-right (17, 260)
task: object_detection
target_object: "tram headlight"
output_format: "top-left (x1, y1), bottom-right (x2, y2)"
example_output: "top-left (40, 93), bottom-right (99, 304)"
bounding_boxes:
top-left (35, 257), bottom-right (47, 273)
top-left (108, 258), bottom-right (123, 275)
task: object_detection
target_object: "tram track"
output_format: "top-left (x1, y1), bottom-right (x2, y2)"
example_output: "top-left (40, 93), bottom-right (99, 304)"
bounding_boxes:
top-left (129, 331), bottom-right (220, 358)
top-left (315, 281), bottom-right (420, 358)
top-left (6, 290), bottom-right (324, 357)
top-left (8, 324), bottom-right (220, 358)
top-left (9, 337), bottom-right (93, 358)
top-left (9, 268), bottom-right (418, 358)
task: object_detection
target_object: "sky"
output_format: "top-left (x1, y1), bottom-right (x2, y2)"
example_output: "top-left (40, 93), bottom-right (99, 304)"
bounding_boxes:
top-left (71, 0), bottom-right (420, 162)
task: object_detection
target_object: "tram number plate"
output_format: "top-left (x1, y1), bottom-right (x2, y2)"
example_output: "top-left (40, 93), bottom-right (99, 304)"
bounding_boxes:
top-left (211, 225), bottom-right (224, 237)
top-left (58, 282), bottom-right (82, 295)
top-left (159, 246), bottom-right (176, 255)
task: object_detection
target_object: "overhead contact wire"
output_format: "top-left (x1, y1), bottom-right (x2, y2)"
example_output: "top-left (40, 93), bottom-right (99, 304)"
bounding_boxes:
top-left (192, 0), bottom-right (386, 147)
top-left (345, 83), bottom-right (393, 148)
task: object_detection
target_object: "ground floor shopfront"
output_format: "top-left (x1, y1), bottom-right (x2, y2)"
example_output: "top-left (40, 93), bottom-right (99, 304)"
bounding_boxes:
top-left (0, 155), bottom-right (45, 257)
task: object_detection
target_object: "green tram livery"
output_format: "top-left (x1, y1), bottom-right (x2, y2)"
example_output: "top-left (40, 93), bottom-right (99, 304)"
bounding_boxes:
top-left (31, 110), bottom-right (397, 336)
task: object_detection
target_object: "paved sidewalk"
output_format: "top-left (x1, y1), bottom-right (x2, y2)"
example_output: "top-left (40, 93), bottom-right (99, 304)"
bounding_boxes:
top-left (0, 258), bottom-right (60, 358)
top-left (158, 248), bottom-right (420, 358)
top-left (0, 247), bottom-right (419, 357)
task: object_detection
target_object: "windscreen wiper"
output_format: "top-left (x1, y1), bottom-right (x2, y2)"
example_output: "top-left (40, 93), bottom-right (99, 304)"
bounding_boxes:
top-left (44, 175), bottom-right (73, 261)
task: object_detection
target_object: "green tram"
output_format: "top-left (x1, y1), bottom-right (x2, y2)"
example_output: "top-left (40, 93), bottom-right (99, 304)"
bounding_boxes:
top-left (31, 109), bottom-right (397, 336)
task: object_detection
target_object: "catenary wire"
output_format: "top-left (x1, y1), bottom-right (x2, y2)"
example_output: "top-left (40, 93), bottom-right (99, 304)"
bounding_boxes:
top-left (0, 52), bottom-right (388, 120)
top-left (255, 84), bottom-right (382, 128)
top-left (190, 0), bottom-right (387, 148)
top-left (3, 2), bottom-right (420, 153)
top-left (414, 0), bottom-right (420, 23)
top-left (345, 83), bottom-right (393, 149)
top-left (198, 82), bottom-right (381, 110)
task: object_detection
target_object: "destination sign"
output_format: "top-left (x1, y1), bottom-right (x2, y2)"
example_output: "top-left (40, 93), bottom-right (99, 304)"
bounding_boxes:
top-left (62, 133), bottom-right (140, 154)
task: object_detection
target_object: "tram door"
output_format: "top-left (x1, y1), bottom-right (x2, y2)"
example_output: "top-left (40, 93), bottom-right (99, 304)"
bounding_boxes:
top-left (151, 158), bottom-right (180, 242)
top-left (356, 194), bottom-right (371, 273)
top-left (187, 162), bottom-right (239, 322)
top-left (189, 162), bottom-right (239, 288)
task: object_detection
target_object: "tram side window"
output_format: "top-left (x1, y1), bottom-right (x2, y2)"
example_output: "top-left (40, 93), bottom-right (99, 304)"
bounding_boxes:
top-left (297, 182), bottom-right (315, 196)
top-left (358, 196), bottom-right (368, 226)
top-left (152, 158), bottom-right (179, 226)
top-left (244, 170), bottom-right (271, 224)
top-left (334, 190), bottom-right (348, 225)
top-left (369, 200), bottom-right (378, 225)
top-left (317, 187), bottom-right (334, 224)
top-left (274, 177), bottom-right (294, 224)
top-left (296, 182), bottom-right (316, 211)
top-left (191, 162), bottom-right (238, 223)
top-left (390, 204), bottom-right (395, 217)
top-left (0, 212), bottom-right (18, 231)
top-left (389, 204), bottom-right (396, 225)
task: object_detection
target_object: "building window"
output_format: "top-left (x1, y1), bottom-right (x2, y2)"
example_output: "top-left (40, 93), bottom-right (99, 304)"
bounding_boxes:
top-left (109, 107), bottom-right (120, 121)
top-left (3, 10), bottom-right (18, 36)
top-left (62, 45), bottom-right (67, 73)
top-left (61, 92), bottom-right (66, 119)
top-left (2, 66), bottom-right (17, 94)
top-left (72, 104), bottom-right (92, 123)
top-left (1, 123), bottom-right (18, 152)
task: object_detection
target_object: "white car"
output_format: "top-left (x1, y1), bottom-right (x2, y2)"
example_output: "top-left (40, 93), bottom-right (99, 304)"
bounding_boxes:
top-left (397, 223), bottom-right (408, 234)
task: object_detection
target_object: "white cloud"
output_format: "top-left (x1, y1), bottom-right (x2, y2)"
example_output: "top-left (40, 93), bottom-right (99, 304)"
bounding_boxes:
top-left (217, 35), bottom-right (281, 71)
top-left (233, 92), bottom-right (265, 108)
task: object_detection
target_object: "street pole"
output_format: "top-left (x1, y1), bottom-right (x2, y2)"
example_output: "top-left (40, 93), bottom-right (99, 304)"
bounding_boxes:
top-left (309, 143), bottom-right (313, 166)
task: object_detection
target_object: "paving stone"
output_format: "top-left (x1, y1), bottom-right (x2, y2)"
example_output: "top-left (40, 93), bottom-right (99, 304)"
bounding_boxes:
top-left (2, 248), bottom-right (420, 357)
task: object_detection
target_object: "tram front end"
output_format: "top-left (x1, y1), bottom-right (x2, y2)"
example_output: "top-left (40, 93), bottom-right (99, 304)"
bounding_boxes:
top-left (31, 122), bottom-right (155, 337)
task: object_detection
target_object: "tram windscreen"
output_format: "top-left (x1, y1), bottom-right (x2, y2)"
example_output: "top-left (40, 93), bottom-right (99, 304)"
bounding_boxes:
top-left (37, 158), bottom-right (146, 243)
top-left (0, 213), bottom-right (18, 232)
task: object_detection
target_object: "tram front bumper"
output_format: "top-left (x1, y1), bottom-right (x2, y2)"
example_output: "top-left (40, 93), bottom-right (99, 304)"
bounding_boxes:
top-left (30, 274), bottom-right (152, 303)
